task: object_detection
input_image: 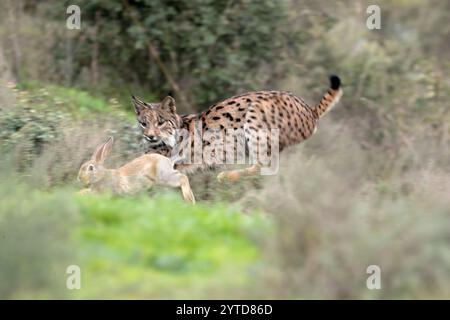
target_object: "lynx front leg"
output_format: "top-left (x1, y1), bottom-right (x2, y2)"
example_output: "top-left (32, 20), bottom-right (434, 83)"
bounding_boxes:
top-left (217, 164), bottom-right (261, 183)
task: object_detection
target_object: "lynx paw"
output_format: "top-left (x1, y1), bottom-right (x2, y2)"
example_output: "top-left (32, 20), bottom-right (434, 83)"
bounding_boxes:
top-left (217, 171), bottom-right (241, 183)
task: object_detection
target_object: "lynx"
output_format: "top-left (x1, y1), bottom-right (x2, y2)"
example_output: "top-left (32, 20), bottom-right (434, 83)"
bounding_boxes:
top-left (132, 75), bottom-right (342, 181)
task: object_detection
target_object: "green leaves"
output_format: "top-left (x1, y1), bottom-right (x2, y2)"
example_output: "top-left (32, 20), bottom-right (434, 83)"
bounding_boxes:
top-left (47, 0), bottom-right (298, 110)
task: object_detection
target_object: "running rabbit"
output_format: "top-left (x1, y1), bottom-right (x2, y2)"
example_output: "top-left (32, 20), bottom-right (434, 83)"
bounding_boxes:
top-left (77, 137), bottom-right (195, 203)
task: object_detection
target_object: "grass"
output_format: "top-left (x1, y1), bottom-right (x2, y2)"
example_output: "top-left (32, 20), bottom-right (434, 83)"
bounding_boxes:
top-left (2, 81), bottom-right (450, 299)
top-left (74, 192), bottom-right (269, 299)
top-left (238, 121), bottom-right (450, 299)
top-left (0, 180), bottom-right (270, 299)
top-left (15, 81), bottom-right (129, 117)
top-left (15, 81), bottom-right (157, 120)
top-left (0, 83), bottom-right (273, 299)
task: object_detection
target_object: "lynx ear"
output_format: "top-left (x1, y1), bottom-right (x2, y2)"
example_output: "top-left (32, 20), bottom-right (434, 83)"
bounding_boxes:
top-left (92, 136), bottom-right (114, 164)
top-left (160, 96), bottom-right (176, 113)
top-left (132, 95), bottom-right (150, 115)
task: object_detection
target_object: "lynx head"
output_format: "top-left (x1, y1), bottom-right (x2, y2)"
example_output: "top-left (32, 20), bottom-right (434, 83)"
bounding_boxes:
top-left (132, 95), bottom-right (182, 148)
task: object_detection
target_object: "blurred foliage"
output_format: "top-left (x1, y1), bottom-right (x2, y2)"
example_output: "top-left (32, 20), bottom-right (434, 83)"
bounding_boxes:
top-left (0, 0), bottom-right (449, 299)
top-left (17, 81), bottom-right (114, 114)
top-left (73, 192), bottom-right (268, 299)
top-left (0, 180), bottom-right (78, 299)
top-left (32, 0), bottom-right (302, 110)
top-left (0, 176), bottom-right (268, 299)
top-left (0, 102), bottom-right (65, 168)
top-left (0, 84), bottom-right (142, 184)
top-left (241, 122), bottom-right (450, 299)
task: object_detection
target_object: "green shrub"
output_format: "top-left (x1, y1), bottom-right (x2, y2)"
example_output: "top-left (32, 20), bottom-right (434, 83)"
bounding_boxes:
top-left (72, 192), bottom-right (269, 298)
top-left (0, 85), bottom-right (143, 186)
top-left (42, 0), bottom-right (303, 110)
top-left (0, 182), bottom-right (78, 299)
top-left (0, 175), bottom-right (270, 299)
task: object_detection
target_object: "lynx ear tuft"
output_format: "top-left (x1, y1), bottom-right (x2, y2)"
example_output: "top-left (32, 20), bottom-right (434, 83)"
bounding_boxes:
top-left (132, 95), bottom-right (150, 115)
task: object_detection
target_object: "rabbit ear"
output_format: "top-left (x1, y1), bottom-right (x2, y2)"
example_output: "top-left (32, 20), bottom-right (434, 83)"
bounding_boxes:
top-left (92, 136), bottom-right (114, 164)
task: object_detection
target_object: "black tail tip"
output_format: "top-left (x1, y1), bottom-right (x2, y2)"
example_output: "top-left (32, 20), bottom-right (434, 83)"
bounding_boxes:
top-left (329, 75), bottom-right (341, 90)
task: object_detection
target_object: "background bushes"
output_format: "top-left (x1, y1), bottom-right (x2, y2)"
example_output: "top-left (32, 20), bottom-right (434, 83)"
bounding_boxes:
top-left (0, 0), bottom-right (449, 299)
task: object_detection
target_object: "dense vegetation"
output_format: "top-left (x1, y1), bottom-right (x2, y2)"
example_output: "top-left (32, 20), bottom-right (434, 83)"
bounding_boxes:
top-left (0, 0), bottom-right (449, 299)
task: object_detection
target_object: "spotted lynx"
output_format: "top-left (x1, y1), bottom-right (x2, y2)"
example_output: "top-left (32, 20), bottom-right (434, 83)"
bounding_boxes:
top-left (132, 75), bottom-right (342, 181)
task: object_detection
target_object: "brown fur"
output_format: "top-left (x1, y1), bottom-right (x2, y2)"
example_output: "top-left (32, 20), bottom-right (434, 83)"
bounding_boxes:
top-left (133, 76), bottom-right (342, 181)
top-left (77, 137), bottom-right (195, 203)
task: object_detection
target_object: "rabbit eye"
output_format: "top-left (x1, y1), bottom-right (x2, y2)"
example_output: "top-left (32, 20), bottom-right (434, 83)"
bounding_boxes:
top-left (88, 164), bottom-right (94, 171)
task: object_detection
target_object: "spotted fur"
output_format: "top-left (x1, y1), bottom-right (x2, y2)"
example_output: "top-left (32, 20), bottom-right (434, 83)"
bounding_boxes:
top-left (132, 75), bottom-right (342, 177)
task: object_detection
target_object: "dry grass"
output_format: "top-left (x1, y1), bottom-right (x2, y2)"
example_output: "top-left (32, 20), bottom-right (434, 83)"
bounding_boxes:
top-left (239, 119), bottom-right (450, 299)
top-left (28, 119), bottom-right (142, 188)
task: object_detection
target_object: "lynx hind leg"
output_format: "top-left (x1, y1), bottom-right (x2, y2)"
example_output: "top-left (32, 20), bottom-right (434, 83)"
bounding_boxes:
top-left (217, 164), bottom-right (261, 183)
top-left (217, 125), bottom-right (271, 182)
top-left (155, 160), bottom-right (196, 204)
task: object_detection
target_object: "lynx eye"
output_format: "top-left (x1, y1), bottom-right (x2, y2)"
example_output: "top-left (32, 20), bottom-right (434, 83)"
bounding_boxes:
top-left (158, 117), bottom-right (165, 125)
top-left (140, 122), bottom-right (147, 128)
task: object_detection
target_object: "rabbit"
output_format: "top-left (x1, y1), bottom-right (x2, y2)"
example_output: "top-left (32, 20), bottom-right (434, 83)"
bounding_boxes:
top-left (77, 136), bottom-right (195, 204)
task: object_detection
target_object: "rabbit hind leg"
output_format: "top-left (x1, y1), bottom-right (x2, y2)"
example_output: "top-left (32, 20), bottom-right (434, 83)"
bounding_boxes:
top-left (157, 170), bottom-right (196, 204)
